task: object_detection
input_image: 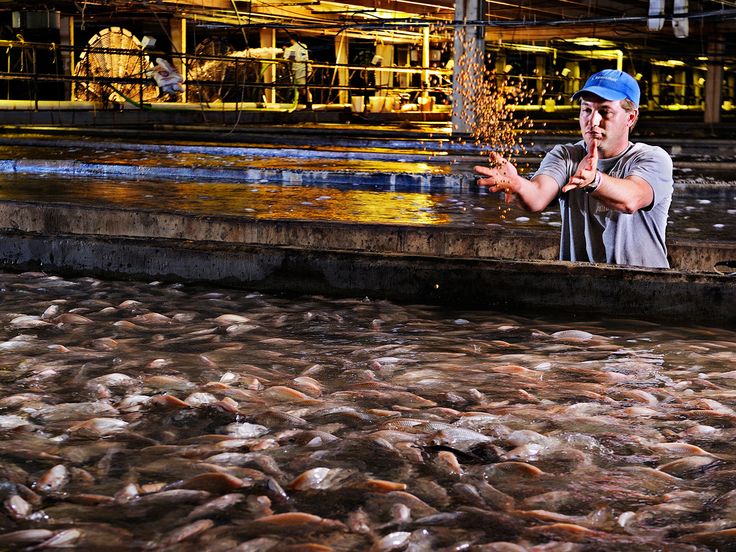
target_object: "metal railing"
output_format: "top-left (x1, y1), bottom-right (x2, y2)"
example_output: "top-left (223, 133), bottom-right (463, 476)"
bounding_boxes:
top-left (0, 38), bottom-right (732, 114)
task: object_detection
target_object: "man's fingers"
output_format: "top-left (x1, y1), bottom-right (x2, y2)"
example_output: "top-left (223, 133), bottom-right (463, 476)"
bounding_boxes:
top-left (563, 172), bottom-right (586, 192)
top-left (474, 165), bottom-right (494, 176)
top-left (589, 139), bottom-right (600, 168)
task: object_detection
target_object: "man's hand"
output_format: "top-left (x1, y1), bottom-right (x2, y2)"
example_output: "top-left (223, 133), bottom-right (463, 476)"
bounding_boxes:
top-left (562, 139), bottom-right (599, 192)
top-left (474, 153), bottom-right (520, 203)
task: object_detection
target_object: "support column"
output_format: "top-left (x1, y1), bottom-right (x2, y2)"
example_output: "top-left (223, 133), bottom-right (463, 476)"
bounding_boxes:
top-left (649, 68), bottom-right (660, 110)
top-left (260, 28), bottom-right (276, 103)
top-left (675, 69), bottom-right (686, 105)
top-left (451, 0), bottom-right (484, 135)
top-left (704, 33), bottom-right (724, 125)
top-left (535, 55), bottom-right (545, 105)
top-left (170, 17), bottom-right (186, 102)
top-left (335, 33), bottom-right (349, 105)
top-left (693, 70), bottom-right (702, 105)
top-left (60, 15), bottom-right (74, 101)
top-left (422, 26), bottom-right (431, 94)
top-left (374, 43), bottom-right (394, 97)
top-left (397, 47), bottom-right (411, 88)
top-left (564, 62), bottom-right (581, 97)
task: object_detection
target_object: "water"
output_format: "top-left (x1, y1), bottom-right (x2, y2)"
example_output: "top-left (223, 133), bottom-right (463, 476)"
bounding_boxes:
top-left (0, 173), bottom-right (734, 241)
top-left (0, 270), bottom-right (735, 550)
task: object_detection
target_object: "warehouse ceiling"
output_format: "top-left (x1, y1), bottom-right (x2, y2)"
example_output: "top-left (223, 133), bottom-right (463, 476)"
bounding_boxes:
top-left (481, 1), bottom-right (735, 53)
top-left (1, 1), bottom-right (734, 58)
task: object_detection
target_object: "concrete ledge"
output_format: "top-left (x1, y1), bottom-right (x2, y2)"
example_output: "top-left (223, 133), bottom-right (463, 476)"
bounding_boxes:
top-left (0, 201), bottom-right (558, 260)
top-left (0, 230), bottom-right (732, 326)
top-left (3, 201), bottom-right (734, 272)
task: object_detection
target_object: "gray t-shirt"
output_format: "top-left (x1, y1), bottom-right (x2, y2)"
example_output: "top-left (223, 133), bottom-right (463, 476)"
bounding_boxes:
top-left (536, 140), bottom-right (673, 268)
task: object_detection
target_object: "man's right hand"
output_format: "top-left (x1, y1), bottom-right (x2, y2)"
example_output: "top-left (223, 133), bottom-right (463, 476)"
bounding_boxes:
top-left (474, 153), bottom-right (520, 203)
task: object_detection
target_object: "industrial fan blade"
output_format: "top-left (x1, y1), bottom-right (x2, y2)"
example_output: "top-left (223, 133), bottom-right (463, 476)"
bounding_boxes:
top-left (73, 27), bottom-right (159, 105)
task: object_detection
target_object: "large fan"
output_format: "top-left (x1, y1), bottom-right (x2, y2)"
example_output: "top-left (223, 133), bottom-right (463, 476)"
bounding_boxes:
top-left (73, 27), bottom-right (159, 104)
top-left (187, 37), bottom-right (232, 103)
top-left (187, 37), bottom-right (285, 103)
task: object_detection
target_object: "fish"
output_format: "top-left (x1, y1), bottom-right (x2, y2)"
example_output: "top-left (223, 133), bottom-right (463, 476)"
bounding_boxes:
top-left (158, 519), bottom-right (214, 546)
top-left (289, 467), bottom-right (355, 491)
top-left (0, 530), bottom-right (55, 546)
top-left (34, 464), bottom-right (69, 493)
top-left (3, 493), bottom-right (33, 519)
top-left (0, 414), bottom-right (31, 430)
top-left (67, 417), bottom-right (129, 437)
top-left (186, 493), bottom-right (245, 521)
top-left (0, 274), bottom-right (735, 550)
top-left (237, 512), bottom-right (346, 536)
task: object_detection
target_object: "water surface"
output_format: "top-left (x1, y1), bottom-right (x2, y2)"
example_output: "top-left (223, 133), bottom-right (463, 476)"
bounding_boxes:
top-left (0, 173), bottom-right (733, 240)
top-left (0, 271), bottom-right (734, 550)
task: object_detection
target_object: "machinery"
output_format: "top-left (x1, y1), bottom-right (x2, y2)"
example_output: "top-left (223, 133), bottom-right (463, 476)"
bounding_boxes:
top-left (187, 37), bottom-right (284, 103)
top-left (72, 27), bottom-right (161, 104)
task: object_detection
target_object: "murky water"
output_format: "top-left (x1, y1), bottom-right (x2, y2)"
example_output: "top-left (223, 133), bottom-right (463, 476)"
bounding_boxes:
top-left (1, 271), bottom-right (735, 550)
top-left (0, 174), bottom-right (734, 241)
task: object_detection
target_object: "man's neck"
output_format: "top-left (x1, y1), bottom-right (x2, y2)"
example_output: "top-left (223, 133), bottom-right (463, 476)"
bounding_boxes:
top-left (599, 140), bottom-right (631, 159)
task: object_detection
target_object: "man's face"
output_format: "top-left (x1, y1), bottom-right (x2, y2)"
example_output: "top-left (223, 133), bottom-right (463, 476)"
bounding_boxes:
top-left (578, 95), bottom-right (638, 156)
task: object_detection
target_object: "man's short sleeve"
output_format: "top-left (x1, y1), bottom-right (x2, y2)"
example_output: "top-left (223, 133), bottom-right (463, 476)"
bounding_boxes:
top-left (625, 145), bottom-right (673, 209)
top-left (535, 142), bottom-right (585, 190)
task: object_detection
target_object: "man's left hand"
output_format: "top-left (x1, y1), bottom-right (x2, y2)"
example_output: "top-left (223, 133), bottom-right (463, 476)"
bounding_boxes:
top-left (562, 139), bottom-right (599, 192)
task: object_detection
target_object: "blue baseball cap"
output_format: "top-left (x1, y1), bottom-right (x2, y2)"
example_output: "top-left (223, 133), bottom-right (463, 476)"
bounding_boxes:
top-left (572, 69), bottom-right (640, 107)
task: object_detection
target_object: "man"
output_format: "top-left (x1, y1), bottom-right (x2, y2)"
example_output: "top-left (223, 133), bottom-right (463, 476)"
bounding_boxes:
top-left (283, 37), bottom-right (312, 109)
top-left (475, 69), bottom-right (673, 268)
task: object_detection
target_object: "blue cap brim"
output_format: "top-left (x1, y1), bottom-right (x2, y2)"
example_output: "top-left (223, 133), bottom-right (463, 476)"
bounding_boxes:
top-left (572, 86), bottom-right (630, 103)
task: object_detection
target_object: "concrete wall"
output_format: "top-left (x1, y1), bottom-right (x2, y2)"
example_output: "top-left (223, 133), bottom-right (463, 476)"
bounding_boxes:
top-left (0, 202), bottom-right (733, 326)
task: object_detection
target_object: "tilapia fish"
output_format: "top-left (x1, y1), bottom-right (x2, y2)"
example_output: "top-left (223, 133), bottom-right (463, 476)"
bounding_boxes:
top-left (0, 271), bottom-right (734, 550)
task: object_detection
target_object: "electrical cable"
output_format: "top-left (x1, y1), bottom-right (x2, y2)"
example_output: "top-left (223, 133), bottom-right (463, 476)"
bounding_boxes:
top-left (228, 0), bottom-right (252, 133)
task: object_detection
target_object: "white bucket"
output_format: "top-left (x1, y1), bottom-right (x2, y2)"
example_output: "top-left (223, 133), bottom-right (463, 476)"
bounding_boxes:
top-left (417, 96), bottom-right (434, 112)
top-left (368, 96), bottom-right (386, 112)
top-left (351, 96), bottom-right (365, 113)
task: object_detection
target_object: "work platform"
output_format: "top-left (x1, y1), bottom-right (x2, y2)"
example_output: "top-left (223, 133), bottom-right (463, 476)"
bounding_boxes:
top-left (0, 128), bottom-right (733, 326)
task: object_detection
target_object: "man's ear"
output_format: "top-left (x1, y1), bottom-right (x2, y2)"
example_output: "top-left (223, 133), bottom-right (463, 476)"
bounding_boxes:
top-left (627, 109), bottom-right (639, 128)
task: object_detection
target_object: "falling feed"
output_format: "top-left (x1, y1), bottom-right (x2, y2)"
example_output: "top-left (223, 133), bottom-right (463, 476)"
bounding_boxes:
top-left (453, 27), bottom-right (536, 221)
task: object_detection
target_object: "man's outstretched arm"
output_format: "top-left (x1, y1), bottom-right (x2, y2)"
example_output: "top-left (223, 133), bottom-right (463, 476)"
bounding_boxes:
top-left (475, 153), bottom-right (560, 213)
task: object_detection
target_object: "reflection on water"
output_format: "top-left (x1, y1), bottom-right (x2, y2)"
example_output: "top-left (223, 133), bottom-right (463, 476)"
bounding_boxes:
top-left (0, 173), bottom-right (734, 239)
top-left (0, 271), bottom-right (735, 550)
top-left (0, 145), bottom-right (448, 176)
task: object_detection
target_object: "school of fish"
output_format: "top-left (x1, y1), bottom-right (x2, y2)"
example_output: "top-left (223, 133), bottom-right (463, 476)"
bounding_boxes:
top-left (1, 271), bottom-right (735, 551)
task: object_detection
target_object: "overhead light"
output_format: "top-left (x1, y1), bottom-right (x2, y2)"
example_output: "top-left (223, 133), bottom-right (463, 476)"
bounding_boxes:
top-left (397, 0), bottom-right (453, 9)
top-left (567, 49), bottom-right (623, 70)
top-left (566, 37), bottom-right (617, 48)
top-left (252, 1), bottom-right (320, 5)
top-left (652, 59), bottom-right (686, 67)
top-left (310, 7), bottom-right (376, 14)
top-left (501, 42), bottom-right (556, 54)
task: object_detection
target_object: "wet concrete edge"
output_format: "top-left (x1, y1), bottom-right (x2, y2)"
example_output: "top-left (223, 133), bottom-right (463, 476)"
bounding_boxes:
top-left (0, 230), bottom-right (733, 327)
top-left (1, 201), bottom-right (734, 272)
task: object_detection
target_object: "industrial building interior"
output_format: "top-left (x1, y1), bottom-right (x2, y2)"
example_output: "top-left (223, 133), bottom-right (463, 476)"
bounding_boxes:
top-left (0, 1), bottom-right (734, 130)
